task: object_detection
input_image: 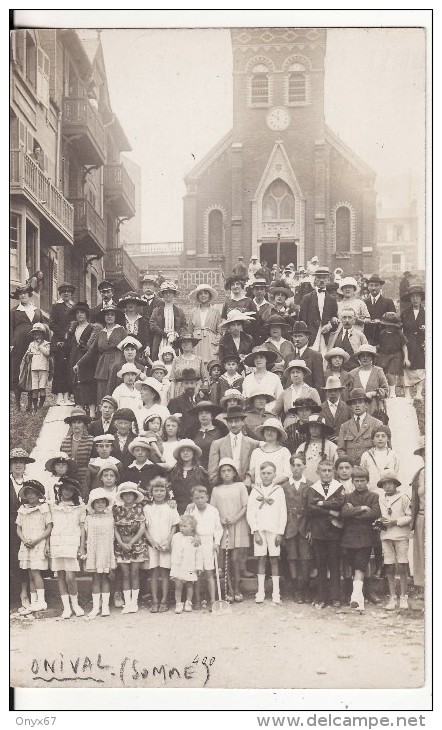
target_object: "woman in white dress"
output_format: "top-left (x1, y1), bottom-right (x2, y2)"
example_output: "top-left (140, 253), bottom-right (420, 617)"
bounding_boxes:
top-left (188, 284), bottom-right (222, 365)
top-left (337, 277), bottom-right (370, 332)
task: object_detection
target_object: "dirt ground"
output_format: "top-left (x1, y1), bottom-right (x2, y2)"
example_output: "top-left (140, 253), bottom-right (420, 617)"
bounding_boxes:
top-left (11, 595), bottom-right (425, 690)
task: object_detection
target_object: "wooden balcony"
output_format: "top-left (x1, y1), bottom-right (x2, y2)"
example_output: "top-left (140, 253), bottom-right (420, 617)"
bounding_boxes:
top-left (71, 198), bottom-right (105, 256)
top-left (104, 247), bottom-right (139, 293)
top-left (104, 164), bottom-right (136, 218)
top-left (10, 149), bottom-right (74, 246)
top-left (63, 97), bottom-right (106, 166)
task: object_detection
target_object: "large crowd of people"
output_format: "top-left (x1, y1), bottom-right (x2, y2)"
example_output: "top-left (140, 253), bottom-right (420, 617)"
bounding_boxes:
top-left (9, 260), bottom-right (426, 619)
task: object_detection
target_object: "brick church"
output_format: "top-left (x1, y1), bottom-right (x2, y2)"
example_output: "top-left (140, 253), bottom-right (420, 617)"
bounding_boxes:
top-left (182, 28), bottom-right (377, 275)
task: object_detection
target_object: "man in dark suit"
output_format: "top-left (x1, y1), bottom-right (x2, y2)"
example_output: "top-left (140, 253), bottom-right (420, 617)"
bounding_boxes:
top-left (299, 267), bottom-right (339, 349)
top-left (320, 376), bottom-right (351, 443)
top-left (90, 280), bottom-right (116, 324)
top-left (139, 274), bottom-right (163, 326)
top-left (364, 274), bottom-right (396, 345)
top-left (207, 406), bottom-right (259, 485)
top-left (168, 368), bottom-right (202, 437)
top-left (291, 321), bottom-right (325, 397)
top-left (49, 282), bottom-right (76, 405)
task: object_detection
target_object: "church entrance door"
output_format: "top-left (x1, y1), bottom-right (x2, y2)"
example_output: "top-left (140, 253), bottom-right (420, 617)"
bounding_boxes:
top-left (259, 241), bottom-right (297, 269)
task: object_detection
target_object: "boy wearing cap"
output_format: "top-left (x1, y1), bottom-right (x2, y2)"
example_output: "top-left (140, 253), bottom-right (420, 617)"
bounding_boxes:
top-left (320, 376), bottom-right (351, 442)
top-left (377, 473), bottom-right (412, 610)
top-left (89, 280), bottom-right (115, 323)
top-left (24, 323), bottom-right (51, 411)
top-left (111, 363), bottom-right (142, 410)
top-left (337, 389), bottom-right (383, 464)
top-left (89, 396), bottom-right (118, 438)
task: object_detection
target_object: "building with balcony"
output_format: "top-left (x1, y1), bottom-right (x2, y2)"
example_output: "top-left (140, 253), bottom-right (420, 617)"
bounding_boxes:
top-left (123, 242), bottom-right (184, 275)
top-left (10, 28), bottom-right (139, 311)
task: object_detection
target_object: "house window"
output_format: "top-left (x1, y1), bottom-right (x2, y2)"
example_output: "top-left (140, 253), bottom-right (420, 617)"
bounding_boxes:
top-left (25, 32), bottom-right (37, 88)
top-left (90, 273), bottom-right (98, 307)
top-left (10, 213), bottom-right (20, 282)
top-left (26, 221), bottom-right (38, 278)
top-left (335, 206), bottom-right (351, 252)
top-left (251, 64), bottom-right (269, 105)
top-left (393, 224), bottom-right (404, 242)
top-left (208, 209), bottom-right (223, 254)
top-left (262, 179), bottom-right (295, 221)
top-left (288, 64), bottom-right (306, 103)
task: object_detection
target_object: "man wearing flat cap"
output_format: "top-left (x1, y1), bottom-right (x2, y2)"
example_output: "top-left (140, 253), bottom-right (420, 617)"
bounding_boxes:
top-left (364, 274), bottom-right (396, 346)
top-left (90, 280), bottom-right (116, 324)
top-left (299, 267), bottom-right (339, 350)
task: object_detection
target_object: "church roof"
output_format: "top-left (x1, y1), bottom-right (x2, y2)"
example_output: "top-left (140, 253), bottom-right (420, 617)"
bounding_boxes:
top-left (184, 129), bottom-right (233, 183)
top-left (325, 125), bottom-right (376, 179)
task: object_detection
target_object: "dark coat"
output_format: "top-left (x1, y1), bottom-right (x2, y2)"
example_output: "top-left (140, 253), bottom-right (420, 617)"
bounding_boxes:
top-left (192, 425), bottom-right (226, 470)
top-left (10, 306), bottom-right (44, 389)
top-left (337, 414), bottom-right (383, 464)
top-left (299, 290), bottom-right (338, 346)
top-left (323, 368), bottom-right (354, 402)
top-left (89, 298), bottom-right (118, 324)
top-left (401, 305), bottom-right (425, 370)
top-left (299, 347), bottom-right (326, 396)
top-left (218, 331), bottom-right (254, 365)
top-left (140, 295), bottom-right (163, 323)
top-left (49, 301), bottom-right (75, 346)
top-left (365, 295), bottom-right (396, 345)
top-left (149, 303), bottom-right (188, 360)
top-left (306, 480), bottom-right (346, 541)
top-left (66, 322), bottom-right (100, 384)
top-left (122, 315), bottom-right (151, 351)
top-left (341, 488), bottom-right (380, 548)
top-left (410, 466), bottom-right (425, 530)
top-left (77, 326), bottom-right (127, 383)
top-left (320, 399), bottom-right (351, 442)
top-left (112, 431), bottom-right (137, 470)
top-left (168, 392), bottom-right (200, 437)
top-left (124, 461), bottom-right (166, 496)
top-left (283, 477), bottom-right (312, 539)
top-left (60, 434), bottom-right (94, 500)
top-left (89, 416), bottom-right (117, 437)
top-left (168, 464), bottom-right (209, 514)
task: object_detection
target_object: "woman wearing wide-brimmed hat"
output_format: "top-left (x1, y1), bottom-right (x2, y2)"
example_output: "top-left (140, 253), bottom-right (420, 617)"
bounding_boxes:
top-left (323, 347), bottom-right (354, 402)
top-left (262, 314), bottom-right (297, 367)
top-left (268, 280), bottom-right (299, 325)
top-left (188, 283), bottom-right (222, 365)
top-left (10, 283), bottom-right (44, 411)
top-left (167, 331), bottom-right (208, 400)
top-left (377, 312), bottom-right (410, 398)
top-left (75, 304), bottom-right (127, 404)
top-left (66, 302), bottom-right (100, 416)
top-left (273, 359), bottom-right (321, 427)
top-left (167, 439), bottom-right (209, 514)
top-left (117, 291), bottom-right (151, 358)
top-left (60, 408), bottom-right (94, 499)
top-left (242, 346), bottom-right (283, 403)
top-left (349, 345), bottom-right (389, 416)
top-left (243, 390), bottom-right (275, 439)
top-left (337, 277), bottom-right (370, 330)
top-left (296, 415), bottom-right (337, 482)
top-left (149, 281), bottom-right (188, 360)
top-left (400, 284), bottom-right (425, 400)
top-left (187, 400), bottom-right (228, 469)
top-left (221, 275), bottom-right (257, 321)
top-left (218, 309), bottom-right (255, 366)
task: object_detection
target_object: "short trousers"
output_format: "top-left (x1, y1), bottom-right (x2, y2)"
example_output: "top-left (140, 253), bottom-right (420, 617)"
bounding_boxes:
top-left (285, 534), bottom-right (313, 561)
top-left (199, 536), bottom-right (216, 571)
top-left (253, 531), bottom-right (280, 557)
top-left (382, 538), bottom-right (409, 564)
top-left (345, 546), bottom-right (372, 572)
top-left (148, 546), bottom-right (171, 569)
top-left (31, 370), bottom-right (48, 390)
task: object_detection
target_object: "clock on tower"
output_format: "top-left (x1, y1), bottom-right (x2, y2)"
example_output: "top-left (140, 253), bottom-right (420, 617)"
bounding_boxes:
top-left (266, 107), bottom-right (290, 131)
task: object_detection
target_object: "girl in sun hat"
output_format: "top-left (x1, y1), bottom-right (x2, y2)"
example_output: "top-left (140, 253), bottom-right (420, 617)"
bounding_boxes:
top-left (168, 331), bottom-right (208, 399)
top-left (107, 336), bottom-right (145, 395)
top-left (324, 347), bottom-right (354, 401)
top-left (246, 417), bottom-right (291, 488)
top-left (113, 482), bottom-right (150, 614)
top-left (168, 439), bottom-right (209, 514)
top-left (80, 487), bottom-right (116, 620)
top-left (377, 312), bottom-right (409, 399)
top-left (50, 476), bottom-right (86, 619)
top-left (44, 451), bottom-right (77, 504)
top-left (135, 376), bottom-right (170, 432)
top-left (16, 480), bottom-right (53, 613)
top-left (149, 359), bottom-right (171, 406)
top-left (125, 434), bottom-right (165, 495)
top-left (111, 362), bottom-right (142, 411)
top-left (188, 283), bottom-right (222, 365)
top-left (10, 448), bottom-right (35, 610)
top-left (296, 415), bottom-right (338, 482)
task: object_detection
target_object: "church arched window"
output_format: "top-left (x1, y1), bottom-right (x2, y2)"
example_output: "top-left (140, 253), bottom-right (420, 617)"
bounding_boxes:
top-left (283, 58), bottom-right (311, 106)
top-left (208, 209), bottom-right (223, 254)
top-left (331, 202), bottom-right (356, 253)
top-left (251, 64), bottom-right (269, 105)
top-left (262, 179), bottom-right (295, 221)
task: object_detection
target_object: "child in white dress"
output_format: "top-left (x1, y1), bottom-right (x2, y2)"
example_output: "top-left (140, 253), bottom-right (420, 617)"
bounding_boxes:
top-left (170, 514), bottom-right (203, 614)
top-left (112, 363), bottom-right (142, 410)
top-left (16, 480), bottom-right (53, 613)
top-left (186, 485), bottom-right (223, 609)
top-left (50, 476), bottom-right (86, 619)
top-left (80, 487), bottom-right (116, 619)
top-left (144, 477), bottom-right (180, 613)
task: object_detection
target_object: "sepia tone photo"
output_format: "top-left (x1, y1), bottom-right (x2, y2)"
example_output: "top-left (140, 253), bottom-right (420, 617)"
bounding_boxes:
top-left (10, 19), bottom-right (427, 695)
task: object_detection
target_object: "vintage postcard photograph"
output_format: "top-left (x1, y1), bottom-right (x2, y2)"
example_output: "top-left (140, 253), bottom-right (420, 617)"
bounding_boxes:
top-left (9, 9), bottom-right (430, 709)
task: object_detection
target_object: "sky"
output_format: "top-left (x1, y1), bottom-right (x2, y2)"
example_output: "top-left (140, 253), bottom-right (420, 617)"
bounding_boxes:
top-left (99, 27), bottom-right (426, 250)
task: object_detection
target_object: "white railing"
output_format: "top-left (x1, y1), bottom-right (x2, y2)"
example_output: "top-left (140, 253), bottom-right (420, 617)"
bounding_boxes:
top-left (126, 242), bottom-right (183, 255)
